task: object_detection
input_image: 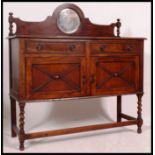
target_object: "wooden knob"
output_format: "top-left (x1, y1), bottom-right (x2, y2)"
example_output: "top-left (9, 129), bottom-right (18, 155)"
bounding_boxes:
top-left (114, 72), bottom-right (118, 77)
top-left (126, 45), bottom-right (132, 51)
top-left (53, 75), bottom-right (60, 80)
top-left (68, 45), bottom-right (76, 52)
top-left (36, 44), bottom-right (43, 51)
top-left (100, 45), bottom-right (106, 52)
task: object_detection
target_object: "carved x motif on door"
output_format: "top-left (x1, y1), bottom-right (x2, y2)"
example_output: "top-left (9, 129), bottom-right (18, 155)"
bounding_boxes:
top-left (32, 64), bottom-right (80, 92)
top-left (96, 62), bottom-right (135, 89)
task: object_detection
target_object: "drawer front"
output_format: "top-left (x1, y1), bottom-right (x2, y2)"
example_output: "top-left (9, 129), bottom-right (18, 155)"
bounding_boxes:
top-left (25, 40), bottom-right (85, 55)
top-left (90, 40), bottom-right (142, 55)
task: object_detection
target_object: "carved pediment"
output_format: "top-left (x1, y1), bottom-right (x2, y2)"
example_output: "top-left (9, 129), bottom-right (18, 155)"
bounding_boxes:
top-left (8, 3), bottom-right (121, 37)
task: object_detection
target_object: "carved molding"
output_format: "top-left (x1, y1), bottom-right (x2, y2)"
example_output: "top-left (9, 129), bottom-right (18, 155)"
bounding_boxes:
top-left (8, 4), bottom-right (121, 37)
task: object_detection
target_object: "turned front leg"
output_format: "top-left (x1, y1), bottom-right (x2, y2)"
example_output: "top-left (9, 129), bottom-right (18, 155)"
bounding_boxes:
top-left (136, 93), bottom-right (143, 134)
top-left (19, 102), bottom-right (26, 151)
top-left (10, 97), bottom-right (17, 137)
top-left (117, 95), bottom-right (122, 122)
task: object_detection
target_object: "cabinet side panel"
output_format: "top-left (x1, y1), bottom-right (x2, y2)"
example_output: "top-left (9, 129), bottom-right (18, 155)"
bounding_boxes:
top-left (139, 40), bottom-right (144, 92)
top-left (10, 39), bottom-right (19, 97)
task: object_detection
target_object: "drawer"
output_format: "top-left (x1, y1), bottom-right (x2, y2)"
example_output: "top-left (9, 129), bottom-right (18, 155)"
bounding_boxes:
top-left (25, 40), bottom-right (85, 55)
top-left (90, 41), bottom-right (141, 55)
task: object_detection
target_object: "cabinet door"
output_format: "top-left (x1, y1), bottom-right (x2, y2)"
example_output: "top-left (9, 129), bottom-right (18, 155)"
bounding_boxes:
top-left (26, 57), bottom-right (87, 100)
top-left (90, 56), bottom-right (140, 95)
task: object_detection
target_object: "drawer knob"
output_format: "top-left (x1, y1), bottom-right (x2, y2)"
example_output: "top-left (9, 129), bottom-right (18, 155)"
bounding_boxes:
top-left (126, 45), bottom-right (132, 51)
top-left (68, 45), bottom-right (76, 52)
top-left (53, 75), bottom-right (60, 80)
top-left (114, 72), bottom-right (118, 77)
top-left (100, 45), bottom-right (106, 52)
top-left (36, 44), bottom-right (44, 51)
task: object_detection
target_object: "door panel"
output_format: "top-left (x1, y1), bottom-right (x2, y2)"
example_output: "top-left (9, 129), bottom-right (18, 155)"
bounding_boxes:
top-left (90, 56), bottom-right (140, 95)
top-left (26, 57), bottom-right (87, 99)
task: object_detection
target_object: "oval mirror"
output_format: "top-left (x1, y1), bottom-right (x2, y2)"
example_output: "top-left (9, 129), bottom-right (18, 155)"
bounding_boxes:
top-left (57, 8), bottom-right (80, 34)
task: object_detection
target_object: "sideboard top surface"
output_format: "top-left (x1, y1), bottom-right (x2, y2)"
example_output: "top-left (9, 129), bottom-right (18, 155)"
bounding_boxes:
top-left (7, 35), bottom-right (146, 40)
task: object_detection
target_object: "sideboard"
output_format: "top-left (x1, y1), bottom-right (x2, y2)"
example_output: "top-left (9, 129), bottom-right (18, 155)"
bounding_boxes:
top-left (8, 3), bottom-right (145, 150)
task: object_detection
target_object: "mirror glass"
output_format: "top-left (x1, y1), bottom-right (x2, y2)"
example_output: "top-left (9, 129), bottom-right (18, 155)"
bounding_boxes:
top-left (57, 8), bottom-right (80, 34)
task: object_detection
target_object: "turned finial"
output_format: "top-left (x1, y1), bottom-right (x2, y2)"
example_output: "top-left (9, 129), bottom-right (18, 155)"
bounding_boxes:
top-left (116, 18), bottom-right (121, 37)
top-left (9, 12), bottom-right (13, 16)
top-left (9, 12), bottom-right (14, 36)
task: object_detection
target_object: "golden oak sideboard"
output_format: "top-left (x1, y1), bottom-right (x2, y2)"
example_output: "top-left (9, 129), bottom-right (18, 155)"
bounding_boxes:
top-left (8, 4), bottom-right (145, 151)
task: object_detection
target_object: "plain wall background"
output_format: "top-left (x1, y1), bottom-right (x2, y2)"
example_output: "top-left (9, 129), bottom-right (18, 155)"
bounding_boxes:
top-left (3, 1), bottom-right (151, 144)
